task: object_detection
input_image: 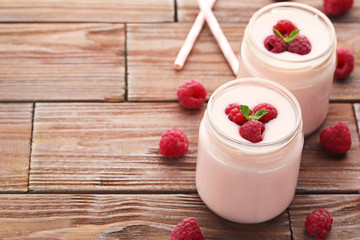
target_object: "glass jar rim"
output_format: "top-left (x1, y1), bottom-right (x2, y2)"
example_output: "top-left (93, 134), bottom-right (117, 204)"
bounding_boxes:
top-left (207, 78), bottom-right (302, 150)
top-left (246, 2), bottom-right (336, 65)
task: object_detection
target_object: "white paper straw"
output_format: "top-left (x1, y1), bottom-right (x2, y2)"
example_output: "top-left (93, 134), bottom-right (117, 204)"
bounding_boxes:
top-left (174, 0), bottom-right (217, 70)
top-left (197, 0), bottom-right (239, 76)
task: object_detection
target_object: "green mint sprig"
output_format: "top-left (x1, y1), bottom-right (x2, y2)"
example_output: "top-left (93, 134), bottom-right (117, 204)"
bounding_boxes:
top-left (240, 105), bottom-right (268, 121)
top-left (273, 28), bottom-right (300, 44)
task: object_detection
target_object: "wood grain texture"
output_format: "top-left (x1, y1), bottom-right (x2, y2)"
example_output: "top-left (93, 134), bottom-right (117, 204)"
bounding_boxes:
top-left (177, 0), bottom-right (360, 23)
top-left (0, 194), bottom-right (290, 240)
top-left (289, 194), bottom-right (360, 240)
top-left (30, 102), bottom-right (205, 192)
top-left (127, 23), bottom-right (360, 102)
top-left (30, 103), bottom-right (360, 194)
top-left (297, 104), bottom-right (360, 193)
top-left (0, 0), bottom-right (174, 23)
top-left (0, 23), bottom-right (125, 101)
top-left (0, 0), bottom-right (359, 239)
top-left (127, 23), bottom-right (242, 101)
top-left (0, 103), bottom-right (32, 192)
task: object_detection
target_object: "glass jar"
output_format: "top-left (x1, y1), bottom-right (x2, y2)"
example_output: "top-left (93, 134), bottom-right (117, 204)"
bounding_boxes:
top-left (237, 2), bottom-right (336, 136)
top-left (196, 78), bottom-right (304, 223)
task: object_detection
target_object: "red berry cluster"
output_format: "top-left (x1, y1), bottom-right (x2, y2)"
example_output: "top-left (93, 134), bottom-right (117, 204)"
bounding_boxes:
top-left (264, 19), bottom-right (311, 55)
top-left (324, 0), bottom-right (354, 16)
top-left (335, 47), bottom-right (355, 80)
top-left (170, 217), bottom-right (205, 240)
top-left (305, 209), bottom-right (333, 239)
top-left (320, 122), bottom-right (352, 154)
top-left (159, 128), bottom-right (189, 158)
top-left (225, 103), bottom-right (253, 126)
top-left (225, 103), bottom-right (278, 143)
top-left (159, 80), bottom-right (207, 159)
top-left (177, 79), bottom-right (207, 109)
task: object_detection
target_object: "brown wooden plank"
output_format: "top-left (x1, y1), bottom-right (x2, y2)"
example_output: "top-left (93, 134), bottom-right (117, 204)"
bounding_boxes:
top-left (289, 194), bottom-right (360, 240)
top-left (0, 0), bottom-right (174, 23)
top-left (178, 0), bottom-right (272, 23)
top-left (127, 23), bottom-right (360, 102)
top-left (30, 102), bottom-right (204, 192)
top-left (178, 0), bottom-right (360, 23)
top-left (0, 23), bottom-right (125, 101)
top-left (298, 104), bottom-right (360, 193)
top-left (127, 23), bottom-right (242, 101)
top-left (0, 103), bottom-right (32, 192)
top-left (30, 103), bottom-right (359, 193)
top-left (331, 23), bottom-right (360, 101)
top-left (0, 194), bottom-right (290, 239)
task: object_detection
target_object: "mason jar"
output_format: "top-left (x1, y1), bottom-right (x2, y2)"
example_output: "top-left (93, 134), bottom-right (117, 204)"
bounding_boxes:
top-left (237, 2), bottom-right (336, 135)
top-left (196, 78), bottom-right (304, 223)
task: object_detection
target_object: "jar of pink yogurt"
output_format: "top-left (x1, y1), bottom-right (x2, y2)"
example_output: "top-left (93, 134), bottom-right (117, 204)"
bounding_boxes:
top-left (237, 2), bottom-right (336, 136)
top-left (196, 78), bottom-right (303, 223)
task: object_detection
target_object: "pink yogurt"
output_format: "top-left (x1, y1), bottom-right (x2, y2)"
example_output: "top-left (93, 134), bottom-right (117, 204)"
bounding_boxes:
top-left (237, 2), bottom-right (337, 136)
top-left (196, 78), bottom-right (304, 223)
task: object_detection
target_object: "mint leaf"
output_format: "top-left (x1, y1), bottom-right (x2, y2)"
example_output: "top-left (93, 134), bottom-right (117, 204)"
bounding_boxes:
top-left (253, 109), bottom-right (268, 121)
top-left (273, 28), bottom-right (284, 41)
top-left (286, 29), bottom-right (300, 43)
top-left (240, 105), bottom-right (268, 121)
top-left (240, 105), bottom-right (250, 120)
top-left (274, 28), bottom-right (300, 44)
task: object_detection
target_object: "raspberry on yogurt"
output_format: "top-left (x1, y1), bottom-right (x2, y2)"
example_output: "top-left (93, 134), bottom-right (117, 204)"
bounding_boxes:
top-left (264, 19), bottom-right (312, 55)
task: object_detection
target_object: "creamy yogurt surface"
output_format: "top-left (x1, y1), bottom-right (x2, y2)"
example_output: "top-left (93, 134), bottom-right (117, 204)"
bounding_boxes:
top-left (211, 85), bottom-right (296, 143)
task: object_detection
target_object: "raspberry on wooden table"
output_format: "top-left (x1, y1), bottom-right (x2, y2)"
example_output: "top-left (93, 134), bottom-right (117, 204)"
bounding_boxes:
top-left (159, 128), bottom-right (189, 158)
top-left (334, 47), bottom-right (355, 79)
top-left (324, 0), bottom-right (354, 16)
top-left (170, 217), bottom-right (205, 240)
top-left (177, 79), bottom-right (207, 109)
top-left (305, 209), bottom-right (333, 239)
top-left (319, 122), bottom-right (352, 154)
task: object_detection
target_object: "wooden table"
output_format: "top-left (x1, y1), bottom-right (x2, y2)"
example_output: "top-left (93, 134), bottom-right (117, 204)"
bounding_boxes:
top-left (0, 0), bottom-right (359, 239)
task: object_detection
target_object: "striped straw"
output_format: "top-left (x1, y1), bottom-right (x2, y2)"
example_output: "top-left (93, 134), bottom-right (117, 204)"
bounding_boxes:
top-left (197, 0), bottom-right (239, 76)
top-left (174, 0), bottom-right (217, 70)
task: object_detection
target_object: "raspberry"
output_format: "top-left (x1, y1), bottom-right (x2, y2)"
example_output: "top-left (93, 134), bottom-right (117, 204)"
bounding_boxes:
top-left (334, 47), bottom-right (355, 79)
top-left (264, 35), bottom-right (286, 53)
top-left (239, 120), bottom-right (265, 143)
top-left (225, 103), bottom-right (252, 125)
top-left (159, 128), bottom-right (189, 158)
top-left (320, 122), bottom-right (352, 154)
top-left (253, 103), bottom-right (278, 123)
top-left (305, 209), bottom-right (333, 240)
top-left (225, 103), bottom-right (239, 115)
top-left (324, 0), bottom-right (354, 16)
top-left (273, 19), bottom-right (297, 37)
top-left (170, 217), bottom-right (205, 240)
top-left (287, 35), bottom-right (312, 55)
top-left (177, 79), bottom-right (207, 109)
